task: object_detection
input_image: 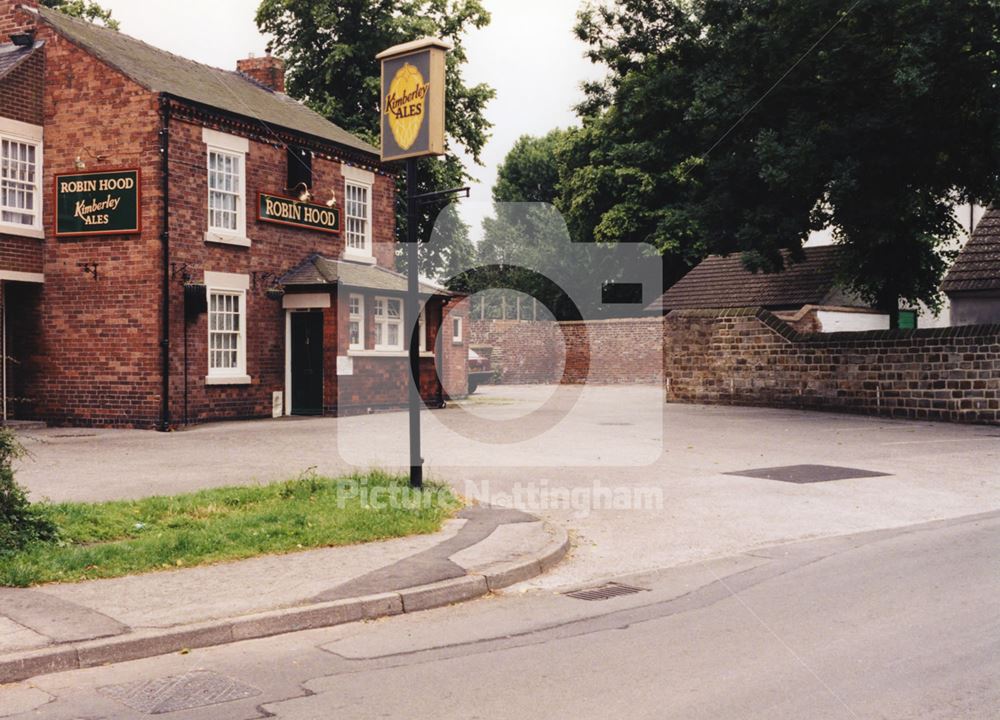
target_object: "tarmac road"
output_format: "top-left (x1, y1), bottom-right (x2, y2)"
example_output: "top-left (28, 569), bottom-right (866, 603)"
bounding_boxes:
top-left (15, 385), bottom-right (1000, 590)
top-left (4, 509), bottom-right (999, 719)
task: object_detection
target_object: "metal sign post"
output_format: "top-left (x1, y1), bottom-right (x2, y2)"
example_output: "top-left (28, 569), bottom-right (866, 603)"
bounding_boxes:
top-left (378, 38), bottom-right (452, 489)
top-left (405, 157), bottom-right (423, 488)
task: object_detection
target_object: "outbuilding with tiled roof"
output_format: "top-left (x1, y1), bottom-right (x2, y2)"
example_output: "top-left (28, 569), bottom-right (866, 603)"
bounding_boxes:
top-left (942, 206), bottom-right (1000, 325)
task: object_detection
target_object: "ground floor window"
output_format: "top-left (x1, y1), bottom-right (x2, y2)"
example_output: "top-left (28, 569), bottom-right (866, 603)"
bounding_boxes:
top-left (208, 289), bottom-right (246, 377)
top-left (373, 296), bottom-right (403, 351)
top-left (349, 293), bottom-right (364, 349)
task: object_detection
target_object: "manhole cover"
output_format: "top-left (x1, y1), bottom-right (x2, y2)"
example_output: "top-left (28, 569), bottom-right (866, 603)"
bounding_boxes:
top-left (725, 464), bottom-right (890, 484)
top-left (564, 583), bottom-right (647, 601)
top-left (99, 670), bottom-right (261, 714)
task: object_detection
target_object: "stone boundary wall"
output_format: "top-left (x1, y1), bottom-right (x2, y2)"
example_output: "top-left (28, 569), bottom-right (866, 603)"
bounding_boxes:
top-left (665, 308), bottom-right (1000, 425)
top-left (468, 318), bottom-right (665, 385)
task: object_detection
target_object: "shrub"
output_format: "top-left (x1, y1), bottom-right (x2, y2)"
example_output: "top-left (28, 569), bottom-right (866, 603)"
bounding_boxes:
top-left (0, 428), bottom-right (57, 553)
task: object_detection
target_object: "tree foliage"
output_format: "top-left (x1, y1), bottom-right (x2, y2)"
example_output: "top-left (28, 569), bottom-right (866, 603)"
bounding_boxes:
top-left (562, 0), bottom-right (1000, 314)
top-left (40, 0), bottom-right (119, 29)
top-left (255, 0), bottom-right (495, 279)
top-left (464, 130), bottom-right (614, 319)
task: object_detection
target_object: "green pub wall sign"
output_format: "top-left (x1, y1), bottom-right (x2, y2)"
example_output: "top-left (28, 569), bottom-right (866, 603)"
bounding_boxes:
top-left (257, 193), bottom-right (341, 234)
top-left (54, 169), bottom-right (141, 237)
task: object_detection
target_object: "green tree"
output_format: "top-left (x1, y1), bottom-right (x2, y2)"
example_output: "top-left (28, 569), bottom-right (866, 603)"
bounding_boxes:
top-left (467, 130), bottom-right (616, 319)
top-left (255, 0), bottom-right (494, 279)
top-left (40, 0), bottom-right (119, 29)
top-left (564, 0), bottom-right (1000, 321)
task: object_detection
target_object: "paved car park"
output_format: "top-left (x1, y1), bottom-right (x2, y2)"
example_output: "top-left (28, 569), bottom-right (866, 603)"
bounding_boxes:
top-left (14, 384), bottom-right (1000, 589)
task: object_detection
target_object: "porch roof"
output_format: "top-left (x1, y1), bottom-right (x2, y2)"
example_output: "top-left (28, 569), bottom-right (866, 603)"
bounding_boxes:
top-left (280, 254), bottom-right (453, 296)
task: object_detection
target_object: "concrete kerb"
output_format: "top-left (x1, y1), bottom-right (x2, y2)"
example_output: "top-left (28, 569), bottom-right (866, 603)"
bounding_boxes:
top-left (0, 522), bottom-right (569, 685)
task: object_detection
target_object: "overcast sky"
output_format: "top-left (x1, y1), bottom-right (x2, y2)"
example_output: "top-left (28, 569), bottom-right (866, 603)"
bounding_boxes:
top-left (97, 0), bottom-right (602, 242)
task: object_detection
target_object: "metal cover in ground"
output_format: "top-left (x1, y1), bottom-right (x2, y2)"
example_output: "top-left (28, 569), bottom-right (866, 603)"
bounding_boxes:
top-left (564, 583), bottom-right (647, 601)
top-left (99, 670), bottom-right (261, 714)
top-left (725, 464), bottom-right (891, 484)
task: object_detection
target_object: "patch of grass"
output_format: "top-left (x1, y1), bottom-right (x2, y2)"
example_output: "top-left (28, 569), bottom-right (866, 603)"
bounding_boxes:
top-left (0, 470), bottom-right (459, 587)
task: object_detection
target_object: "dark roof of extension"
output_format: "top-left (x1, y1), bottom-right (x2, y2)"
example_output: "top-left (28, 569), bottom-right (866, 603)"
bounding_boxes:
top-left (646, 245), bottom-right (860, 312)
top-left (942, 206), bottom-right (1000, 294)
top-left (280, 254), bottom-right (452, 296)
top-left (0, 40), bottom-right (42, 81)
top-left (32, 6), bottom-right (379, 157)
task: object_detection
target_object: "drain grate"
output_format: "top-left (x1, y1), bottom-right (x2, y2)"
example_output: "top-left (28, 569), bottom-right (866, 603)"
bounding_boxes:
top-left (564, 582), bottom-right (647, 601)
top-left (99, 670), bottom-right (261, 715)
top-left (725, 464), bottom-right (890, 484)
top-left (599, 422), bottom-right (633, 427)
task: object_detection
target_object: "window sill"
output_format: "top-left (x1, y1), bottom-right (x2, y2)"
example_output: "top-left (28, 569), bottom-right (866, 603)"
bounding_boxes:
top-left (205, 374), bottom-right (252, 386)
top-left (0, 224), bottom-right (44, 239)
top-left (342, 251), bottom-right (375, 265)
top-left (204, 231), bottom-right (251, 248)
top-left (348, 349), bottom-right (434, 358)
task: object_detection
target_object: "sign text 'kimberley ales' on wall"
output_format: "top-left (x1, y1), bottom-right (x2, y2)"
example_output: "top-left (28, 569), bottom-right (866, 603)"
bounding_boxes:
top-left (377, 38), bottom-right (450, 161)
top-left (54, 169), bottom-right (141, 237)
top-left (257, 193), bottom-right (341, 234)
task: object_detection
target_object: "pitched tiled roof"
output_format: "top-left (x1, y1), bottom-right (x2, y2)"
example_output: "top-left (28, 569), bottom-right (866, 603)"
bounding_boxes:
top-left (0, 40), bottom-right (41, 81)
top-left (33, 6), bottom-right (378, 157)
top-left (942, 206), bottom-right (1000, 293)
top-left (646, 245), bottom-right (857, 312)
top-left (281, 255), bottom-right (451, 296)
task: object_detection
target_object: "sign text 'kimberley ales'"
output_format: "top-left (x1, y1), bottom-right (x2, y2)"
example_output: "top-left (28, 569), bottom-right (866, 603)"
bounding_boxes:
top-left (55, 169), bottom-right (141, 237)
top-left (377, 39), bottom-right (449, 161)
top-left (258, 193), bottom-right (340, 234)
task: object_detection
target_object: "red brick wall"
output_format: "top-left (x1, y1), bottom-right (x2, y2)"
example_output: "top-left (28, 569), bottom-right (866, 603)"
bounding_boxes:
top-left (0, 238), bottom-right (42, 274)
top-left (664, 308), bottom-right (1000, 425)
top-left (468, 317), bottom-right (665, 385)
top-left (0, 0), bottom-right (36, 38)
top-left (166, 115), bottom-right (403, 425)
top-left (23, 24), bottom-right (165, 428)
top-left (440, 296), bottom-right (469, 399)
top-left (0, 44), bottom-right (44, 125)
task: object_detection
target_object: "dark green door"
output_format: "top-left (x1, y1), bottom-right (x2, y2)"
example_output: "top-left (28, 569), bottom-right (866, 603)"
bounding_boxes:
top-left (291, 311), bottom-right (324, 415)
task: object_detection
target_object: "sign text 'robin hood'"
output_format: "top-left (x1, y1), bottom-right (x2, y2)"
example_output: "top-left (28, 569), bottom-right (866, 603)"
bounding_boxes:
top-left (258, 193), bottom-right (341, 234)
top-left (55, 169), bottom-right (141, 237)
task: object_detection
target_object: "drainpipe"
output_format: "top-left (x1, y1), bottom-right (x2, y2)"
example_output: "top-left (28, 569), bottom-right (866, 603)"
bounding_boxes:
top-left (157, 96), bottom-right (172, 431)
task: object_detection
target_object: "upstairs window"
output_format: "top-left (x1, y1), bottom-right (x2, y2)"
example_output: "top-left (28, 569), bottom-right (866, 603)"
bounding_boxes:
top-left (208, 150), bottom-right (242, 232)
top-left (203, 128), bottom-right (249, 246)
top-left (287, 146), bottom-right (312, 193)
top-left (0, 119), bottom-right (42, 237)
top-left (343, 165), bottom-right (374, 258)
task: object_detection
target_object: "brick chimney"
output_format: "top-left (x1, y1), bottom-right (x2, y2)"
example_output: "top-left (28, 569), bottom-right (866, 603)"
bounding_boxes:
top-left (236, 52), bottom-right (285, 93)
top-left (1, 1), bottom-right (39, 40)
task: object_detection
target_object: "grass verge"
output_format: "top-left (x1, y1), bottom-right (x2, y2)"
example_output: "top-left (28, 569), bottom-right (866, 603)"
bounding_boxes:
top-left (0, 470), bottom-right (459, 587)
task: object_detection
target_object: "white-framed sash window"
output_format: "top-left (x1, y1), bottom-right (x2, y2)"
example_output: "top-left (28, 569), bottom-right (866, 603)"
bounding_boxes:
top-left (203, 128), bottom-right (249, 246)
top-left (343, 165), bottom-right (374, 259)
top-left (373, 295), bottom-right (403, 351)
top-left (0, 118), bottom-right (43, 238)
top-left (452, 316), bottom-right (463, 344)
top-left (205, 271), bottom-right (250, 384)
top-left (348, 293), bottom-right (364, 350)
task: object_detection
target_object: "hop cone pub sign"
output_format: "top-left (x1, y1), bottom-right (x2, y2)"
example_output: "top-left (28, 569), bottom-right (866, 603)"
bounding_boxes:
top-left (377, 38), bottom-right (449, 161)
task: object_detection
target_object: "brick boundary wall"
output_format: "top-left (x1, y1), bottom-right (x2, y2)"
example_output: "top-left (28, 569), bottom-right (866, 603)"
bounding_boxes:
top-left (468, 317), bottom-right (665, 385)
top-left (664, 308), bottom-right (1000, 425)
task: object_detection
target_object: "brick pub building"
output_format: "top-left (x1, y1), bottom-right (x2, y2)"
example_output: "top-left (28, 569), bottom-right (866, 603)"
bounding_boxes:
top-left (0, 1), bottom-right (467, 428)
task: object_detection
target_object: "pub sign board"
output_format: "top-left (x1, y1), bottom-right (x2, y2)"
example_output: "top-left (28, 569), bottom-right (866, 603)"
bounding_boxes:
top-left (376, 38), bottom-right (450, 162)
top-left (258, 193), bottom-right (341, 234)
top-left (55, 169), bottom-right (141, 237)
